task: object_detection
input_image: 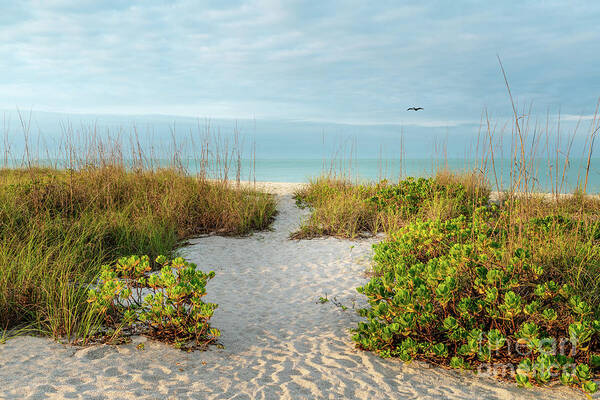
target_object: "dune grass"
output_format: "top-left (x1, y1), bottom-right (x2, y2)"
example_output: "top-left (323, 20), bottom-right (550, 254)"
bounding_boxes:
top-left (292, 170), bottom-right (490, 239)
top-left (0, 165), bottom-right (276, 340)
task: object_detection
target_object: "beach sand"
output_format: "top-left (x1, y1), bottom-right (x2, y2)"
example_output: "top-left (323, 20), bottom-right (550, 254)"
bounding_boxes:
top-left (0, 182), bottom-right (587, 399)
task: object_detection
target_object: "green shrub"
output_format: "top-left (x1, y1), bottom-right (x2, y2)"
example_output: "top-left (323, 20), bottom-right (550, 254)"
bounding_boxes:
top-left (369, 176), bottom-right (488, 218)
top-left (293, 173), bottom-right (489, 239)
top-left (353, 207), bottom-right (600, 393)
top-left (87, 255), bottom-right (219, 350)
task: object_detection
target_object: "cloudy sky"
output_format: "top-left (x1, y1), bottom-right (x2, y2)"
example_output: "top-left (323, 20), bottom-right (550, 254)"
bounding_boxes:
top-left (1, 1), bottom-right (599, 126)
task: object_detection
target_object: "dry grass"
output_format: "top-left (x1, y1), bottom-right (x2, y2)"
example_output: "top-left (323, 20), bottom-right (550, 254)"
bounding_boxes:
top-left (0, 123), bottom-right (276, 340)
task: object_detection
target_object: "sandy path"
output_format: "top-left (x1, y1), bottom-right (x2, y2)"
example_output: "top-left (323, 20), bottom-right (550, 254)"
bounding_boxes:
top-left (0, 183), bottom-right (588, 399)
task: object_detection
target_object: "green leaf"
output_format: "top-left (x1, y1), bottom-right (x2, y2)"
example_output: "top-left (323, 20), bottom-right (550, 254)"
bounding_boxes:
top-left (582, 380), bottom-right (598, 394)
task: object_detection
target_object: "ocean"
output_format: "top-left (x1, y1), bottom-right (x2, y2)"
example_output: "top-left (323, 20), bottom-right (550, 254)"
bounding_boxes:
top-left (1, 110), bottom-right (598, 193)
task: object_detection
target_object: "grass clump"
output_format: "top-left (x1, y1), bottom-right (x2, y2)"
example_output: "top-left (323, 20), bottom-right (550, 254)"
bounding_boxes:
top-left (0, 166), bottom-right (276, 340)
top-left (353, 196), bottom-right (600, 393)
top-left (87, 255), bottom-right (219, 350)
top-left (292, 172), bottom-right (489, 239)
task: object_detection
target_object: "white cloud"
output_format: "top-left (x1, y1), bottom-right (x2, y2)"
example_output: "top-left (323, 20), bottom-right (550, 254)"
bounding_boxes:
top-left (0, 1), bottom-right (599, 126)
top-left (561, 114), bottom-right (600, 122)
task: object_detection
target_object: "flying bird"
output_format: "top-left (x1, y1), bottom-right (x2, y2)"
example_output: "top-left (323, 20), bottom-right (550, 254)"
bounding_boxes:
top-left (407, 107), bottom-right (423, 111)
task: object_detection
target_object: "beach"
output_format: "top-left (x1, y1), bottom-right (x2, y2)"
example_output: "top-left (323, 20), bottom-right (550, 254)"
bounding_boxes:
top-left (3, 0), bottom-right (600, 397)
top-left (0, 182), bottom-right (584, 400)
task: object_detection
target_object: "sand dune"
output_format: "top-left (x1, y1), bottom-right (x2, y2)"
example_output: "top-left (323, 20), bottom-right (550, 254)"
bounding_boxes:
top-left (0, 183), bottom-right (588, 399)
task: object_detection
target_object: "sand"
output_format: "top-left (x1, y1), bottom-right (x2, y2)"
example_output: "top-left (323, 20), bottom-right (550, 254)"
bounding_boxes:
top-left (0, 182), bottom-right (590, 399)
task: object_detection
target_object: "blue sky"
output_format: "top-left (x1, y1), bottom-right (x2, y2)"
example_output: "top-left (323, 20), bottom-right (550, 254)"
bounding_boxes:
top-left (1, 1), bottom-right (599, 127)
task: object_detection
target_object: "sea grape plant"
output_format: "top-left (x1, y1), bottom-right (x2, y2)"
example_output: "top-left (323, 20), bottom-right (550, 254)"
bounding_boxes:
top-left (353, 208), bottom-right (599, 393)
top-left (369, 176), bottom-right (488, 219)
top-left (87, 255), bottom-right (219, 350)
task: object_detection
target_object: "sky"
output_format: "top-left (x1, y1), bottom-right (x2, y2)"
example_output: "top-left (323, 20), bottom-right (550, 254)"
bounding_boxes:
top-left (1, 0), bottom-right (600, 128)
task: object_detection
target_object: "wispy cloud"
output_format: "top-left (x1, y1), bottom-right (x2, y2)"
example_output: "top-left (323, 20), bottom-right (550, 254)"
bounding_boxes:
top-left (561, 114), bottom-right (600, 122)
top-left (0, 1), bottom-right (599, 126)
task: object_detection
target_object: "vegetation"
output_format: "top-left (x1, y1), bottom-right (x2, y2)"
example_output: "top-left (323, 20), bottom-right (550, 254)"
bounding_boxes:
top-left (298, 174), bottom-right (600, 392)
top-left (87, 255), bottom-right (220, 350)
top-left (0, 162), bottom-right (275, 342)
top-left (292, 171), bottom-right (489, 239)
